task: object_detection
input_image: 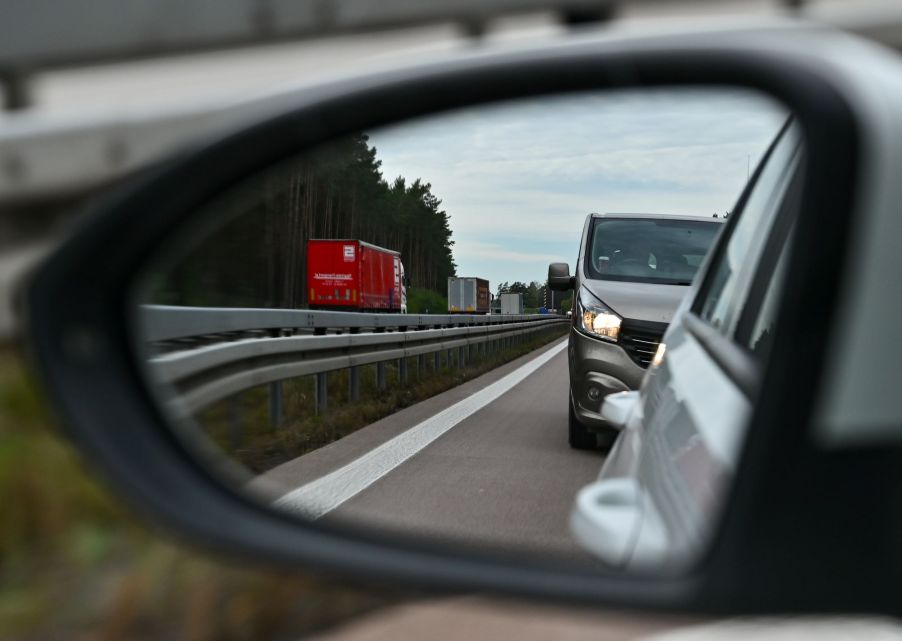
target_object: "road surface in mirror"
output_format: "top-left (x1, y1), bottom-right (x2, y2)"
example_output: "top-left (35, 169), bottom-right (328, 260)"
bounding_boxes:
top-left (253, 340), bottom-right (601, 558)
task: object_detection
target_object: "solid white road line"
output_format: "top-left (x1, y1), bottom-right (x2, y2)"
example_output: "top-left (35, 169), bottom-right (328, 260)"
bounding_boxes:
top-left (273, 339), bottom-right (568, 519)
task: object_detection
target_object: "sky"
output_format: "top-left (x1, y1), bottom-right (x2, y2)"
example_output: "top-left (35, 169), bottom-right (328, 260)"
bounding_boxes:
top-left (368, 88), bottom-right (787, 290)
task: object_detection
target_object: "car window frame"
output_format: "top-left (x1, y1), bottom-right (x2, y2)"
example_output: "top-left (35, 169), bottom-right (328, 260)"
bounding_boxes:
top-left (692, 121), bottom-right (798, 329)
top-left (733, 163), bottom-right (805, 356)
top-left (682, 119), bottom-right (802, 397)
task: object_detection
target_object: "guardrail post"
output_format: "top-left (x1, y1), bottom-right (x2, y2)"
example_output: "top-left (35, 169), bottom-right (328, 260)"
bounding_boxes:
top-left (377, 362), bottom-right (386, 391)
top-left (315, 373), bottom-right (328, 414)
top-left (434, 350), bottom-right (441, 371)
top-left (228, 396), bottom-right (242, 449)
top-left (348, 366), bottom-right (360, 402)
top-left (417, 354), bottom-right (425, 379)
top-left (448, 348), bottom-right (455, 368)
top-left (459, 345), bottom-right (466, 368)
top-left (399, 358), bottom-right (408, 385)
top-left (269, 381), bottom-right (283, 428)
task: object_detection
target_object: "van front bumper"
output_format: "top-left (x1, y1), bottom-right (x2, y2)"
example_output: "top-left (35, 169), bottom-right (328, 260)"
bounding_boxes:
top-left (568, 328), bottom-right (646, 432)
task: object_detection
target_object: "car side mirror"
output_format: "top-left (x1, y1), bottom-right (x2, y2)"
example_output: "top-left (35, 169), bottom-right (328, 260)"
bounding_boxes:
top-left (548, 262), bottom-right (574, 291)
top-left (599, 391), bottom-right (640, 431)
top-left (23, 22), bottom-right (893, 617)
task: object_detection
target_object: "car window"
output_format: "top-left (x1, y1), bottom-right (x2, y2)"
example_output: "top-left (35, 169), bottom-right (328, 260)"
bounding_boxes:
top-left (695, 124), bottom-right (800, 335)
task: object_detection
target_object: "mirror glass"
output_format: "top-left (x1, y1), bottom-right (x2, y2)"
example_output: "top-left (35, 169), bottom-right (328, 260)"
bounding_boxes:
top-left (132, 88), bottom-right (793, 569)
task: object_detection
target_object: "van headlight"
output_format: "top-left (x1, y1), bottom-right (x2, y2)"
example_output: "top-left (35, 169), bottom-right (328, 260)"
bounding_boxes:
top-left (577, 289), bottom-right (621, 342)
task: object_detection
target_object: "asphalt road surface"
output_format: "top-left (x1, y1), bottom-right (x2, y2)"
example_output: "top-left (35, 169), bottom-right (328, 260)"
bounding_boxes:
top-left (254, 339), bottom-right (607, 562)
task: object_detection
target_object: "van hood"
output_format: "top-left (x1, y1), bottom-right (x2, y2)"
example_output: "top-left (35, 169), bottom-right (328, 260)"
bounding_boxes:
top-left (581, 279), bottom-right (689, 324)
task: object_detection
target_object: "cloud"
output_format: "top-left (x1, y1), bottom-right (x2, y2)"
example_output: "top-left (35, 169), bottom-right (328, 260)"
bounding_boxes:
top-left (454, 240), bottom-right (567, 265)
top-left (369, 88), bottom-right (786, 286)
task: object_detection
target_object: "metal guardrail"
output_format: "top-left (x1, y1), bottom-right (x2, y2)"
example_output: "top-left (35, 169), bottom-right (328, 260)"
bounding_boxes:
top-left (141, 304), bottom-right (562, 343)
top-left (7, 1), bottom-right (873, 207)
top-left (141, 305), bottom-right (569, 424)
top-left (1, 0), bottom-right (613, 75)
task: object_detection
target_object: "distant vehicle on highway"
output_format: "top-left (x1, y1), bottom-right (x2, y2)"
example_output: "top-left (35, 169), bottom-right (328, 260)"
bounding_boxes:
top-left (448, 276), bottom-right (490, 314)
top-left (571, 121), bottom-right (803, 569)
top-left (549, 212), bottom-right (723, 449)
top-left (307, 239), bottom-right (408, 313)
top-left (499, 292), bottom-right (524, 315)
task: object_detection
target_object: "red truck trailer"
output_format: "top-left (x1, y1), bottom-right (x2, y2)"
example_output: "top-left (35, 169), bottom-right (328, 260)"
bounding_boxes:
top-left (307, 239), bottom-right (407, 312)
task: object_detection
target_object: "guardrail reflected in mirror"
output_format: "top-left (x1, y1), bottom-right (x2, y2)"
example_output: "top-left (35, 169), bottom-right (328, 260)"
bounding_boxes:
top-left (131, 87), bottom-right (792, 568)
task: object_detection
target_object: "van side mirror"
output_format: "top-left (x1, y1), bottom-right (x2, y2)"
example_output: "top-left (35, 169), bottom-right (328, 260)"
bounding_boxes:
top-left (548, 262), bottom-right (575, 291)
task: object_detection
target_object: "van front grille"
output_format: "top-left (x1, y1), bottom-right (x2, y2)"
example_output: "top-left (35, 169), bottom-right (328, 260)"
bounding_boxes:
top-left (620, 321), bottom-right (667, 368)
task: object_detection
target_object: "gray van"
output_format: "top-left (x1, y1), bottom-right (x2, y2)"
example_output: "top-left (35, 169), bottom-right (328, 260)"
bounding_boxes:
top-left (549, 213), bottom-right (723, 449)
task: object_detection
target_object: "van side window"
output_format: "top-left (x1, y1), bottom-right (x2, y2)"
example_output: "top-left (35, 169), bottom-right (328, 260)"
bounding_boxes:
top-left (695, 125), bottom-right (800, 336)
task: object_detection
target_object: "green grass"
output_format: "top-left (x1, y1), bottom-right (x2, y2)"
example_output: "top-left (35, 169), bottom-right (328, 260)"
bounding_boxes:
top-left (195, 326), bottom-right (568, 473)
top-left (0, 346), bottom-right (405, 640)
top-left (405, 287), bottom-right (447, 314)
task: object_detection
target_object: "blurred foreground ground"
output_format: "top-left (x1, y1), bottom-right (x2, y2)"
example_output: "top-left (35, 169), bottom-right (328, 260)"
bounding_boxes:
top-left (308, 597), bottom-right (694, 641)
top-left (0, 340), bottom-right (701, 641)
top-left (0, 346), bottom-right (405, 640)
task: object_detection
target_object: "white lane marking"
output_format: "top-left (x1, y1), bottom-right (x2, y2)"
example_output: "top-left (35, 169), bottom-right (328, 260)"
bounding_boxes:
top-left (273, 339), bottom-right (568, 519)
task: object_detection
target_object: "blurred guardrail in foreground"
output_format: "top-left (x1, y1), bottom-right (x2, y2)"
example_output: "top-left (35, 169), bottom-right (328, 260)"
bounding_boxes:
top-left (140, 305), bottom-right (569, 424)
top-left (4, 1), bottom-right (902, 342)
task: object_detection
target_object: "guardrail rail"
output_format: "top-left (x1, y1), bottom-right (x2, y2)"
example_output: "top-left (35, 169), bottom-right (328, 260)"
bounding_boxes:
top-left (140, 305), bottom-right (569, 426)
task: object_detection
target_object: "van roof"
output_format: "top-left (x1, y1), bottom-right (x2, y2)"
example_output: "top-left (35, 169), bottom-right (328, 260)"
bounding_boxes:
top-left (590, 212), bottom-right (725, 223)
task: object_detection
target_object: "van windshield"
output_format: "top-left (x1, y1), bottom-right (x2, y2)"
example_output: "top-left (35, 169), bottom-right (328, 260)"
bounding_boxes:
top-left (586, 217), bottom-right (722, 285)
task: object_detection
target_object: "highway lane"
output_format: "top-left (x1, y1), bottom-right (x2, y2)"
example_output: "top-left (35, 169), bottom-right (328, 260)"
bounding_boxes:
top-left (258, 338), bottom-right (607, 561)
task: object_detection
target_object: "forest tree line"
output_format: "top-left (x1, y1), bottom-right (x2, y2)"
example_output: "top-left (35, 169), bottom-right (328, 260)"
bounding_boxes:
top-left (149, 134), bottom-right (457, 308)
top-left (496, 281), bottom-right (549, 310)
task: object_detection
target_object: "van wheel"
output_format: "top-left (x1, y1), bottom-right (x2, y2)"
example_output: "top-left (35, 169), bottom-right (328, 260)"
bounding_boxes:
top-left (568, 402), bottom-right (597, 450)
top-left (595, 427), bottom-right (619, 451)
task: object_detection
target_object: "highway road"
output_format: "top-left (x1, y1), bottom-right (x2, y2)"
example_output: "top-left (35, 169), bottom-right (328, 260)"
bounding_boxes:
top-left (253, 338), bottom-right (607, 562)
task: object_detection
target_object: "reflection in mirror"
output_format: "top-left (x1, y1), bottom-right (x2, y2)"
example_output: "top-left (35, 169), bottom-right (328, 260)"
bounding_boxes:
top-left (133, 88), bottom-right (792, 569)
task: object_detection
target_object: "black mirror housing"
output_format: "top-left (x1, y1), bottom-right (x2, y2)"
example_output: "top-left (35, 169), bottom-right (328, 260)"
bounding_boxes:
top-left (26, 21), bottom-right (896, 617)
top-left (548, 262), bottom-right (574, 291)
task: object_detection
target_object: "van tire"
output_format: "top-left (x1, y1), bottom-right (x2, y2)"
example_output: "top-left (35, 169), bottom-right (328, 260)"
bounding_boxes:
top-left (569, 402), bottom-right (597, 450)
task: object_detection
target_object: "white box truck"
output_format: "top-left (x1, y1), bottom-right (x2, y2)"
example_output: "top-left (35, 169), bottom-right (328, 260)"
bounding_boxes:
top-left (500, 292), bottom-right (524, 315)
